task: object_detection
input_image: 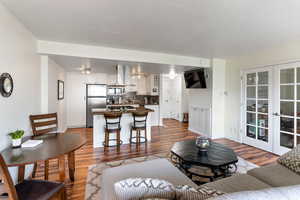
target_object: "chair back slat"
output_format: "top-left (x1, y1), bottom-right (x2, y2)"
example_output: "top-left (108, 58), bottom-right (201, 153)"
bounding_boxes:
top-left (104, 112), bottom-right (122, 130)
top-left (30, 113), bottom-right (58, 136)
top-left (132, 111), bottom-right (148, 128)
top-left (0, 154), bottom-right (19, 200)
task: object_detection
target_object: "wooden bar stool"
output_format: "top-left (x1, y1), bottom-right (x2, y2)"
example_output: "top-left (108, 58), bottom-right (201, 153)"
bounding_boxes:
top-left (103, 112), bottom-right (122, 151)
top-left (130, 111), bottom-right (148, 145)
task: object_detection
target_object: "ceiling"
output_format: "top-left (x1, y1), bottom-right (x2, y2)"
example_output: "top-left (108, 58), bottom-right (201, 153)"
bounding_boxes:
top-left (50, 55), bottom-right (195, 74)
top-left (2, 0), bottom-right (300, 58)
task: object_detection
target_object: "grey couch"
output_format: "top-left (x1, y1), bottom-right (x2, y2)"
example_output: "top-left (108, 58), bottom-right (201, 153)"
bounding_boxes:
top-left (101, 158), bottom-right (300, 200)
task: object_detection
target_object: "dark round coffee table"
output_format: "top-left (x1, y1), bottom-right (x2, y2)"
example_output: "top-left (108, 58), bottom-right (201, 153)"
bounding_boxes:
top-left (170, 139), bottom-right (238, 183)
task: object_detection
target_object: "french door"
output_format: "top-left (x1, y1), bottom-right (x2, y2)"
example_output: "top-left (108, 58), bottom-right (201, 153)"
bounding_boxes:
top-left (242, 68), bottom-right (273, 152)
top-left (273, 64), bottom-right (300, 155)
top-left (242, 63), bottom-right (300, 155)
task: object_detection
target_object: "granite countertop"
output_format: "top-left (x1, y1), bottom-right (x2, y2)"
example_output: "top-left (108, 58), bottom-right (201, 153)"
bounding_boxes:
top-left (92, 108), bottom-right (154, 115)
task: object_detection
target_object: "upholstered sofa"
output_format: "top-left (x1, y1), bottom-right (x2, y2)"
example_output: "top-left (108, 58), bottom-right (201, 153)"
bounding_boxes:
top-left (100, 158), bottom-right (300, 200)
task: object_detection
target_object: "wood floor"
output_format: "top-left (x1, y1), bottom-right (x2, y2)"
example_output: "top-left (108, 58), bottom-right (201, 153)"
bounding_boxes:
top-left (34, 119), bottom-right (279, 200)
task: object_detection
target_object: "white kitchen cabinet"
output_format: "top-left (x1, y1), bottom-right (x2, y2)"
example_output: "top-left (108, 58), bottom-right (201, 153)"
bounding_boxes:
top-left (125, 76), bottom-right (137, 92)
top-left (136, 76), bottom-right (147, 95)
top-left (147, 74), bottom-right (160, 95)
top-left (145, 105), bottom-right (160, 126)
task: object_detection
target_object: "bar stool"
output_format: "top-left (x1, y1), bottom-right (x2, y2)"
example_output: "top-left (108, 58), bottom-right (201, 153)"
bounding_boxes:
top-left (103, 112), bottom-right (122, 151)
top-left (130, 111), bottom-right (148, 144)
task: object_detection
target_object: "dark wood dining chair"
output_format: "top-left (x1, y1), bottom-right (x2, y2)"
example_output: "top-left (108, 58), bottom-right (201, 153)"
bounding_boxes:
top-left (130, 110), bottom-right (149, 145)
top-left (0, 153), bottom-right (66, 200)
top-left (103, 112), bottom-right (122, 151)
top-left (29, 113), bottom-right (59, 180)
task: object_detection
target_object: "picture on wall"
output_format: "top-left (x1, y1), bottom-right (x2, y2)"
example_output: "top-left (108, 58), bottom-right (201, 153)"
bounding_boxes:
top-left (58, 80), bottom-right (64, 100)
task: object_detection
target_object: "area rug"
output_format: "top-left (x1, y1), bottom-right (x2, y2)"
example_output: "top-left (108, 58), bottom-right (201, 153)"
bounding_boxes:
top-left (84, 153), bottom-right (257, 200)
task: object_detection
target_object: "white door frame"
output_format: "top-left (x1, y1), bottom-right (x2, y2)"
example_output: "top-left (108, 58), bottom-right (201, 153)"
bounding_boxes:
top-left (241, 66), bottom-right (273, 152)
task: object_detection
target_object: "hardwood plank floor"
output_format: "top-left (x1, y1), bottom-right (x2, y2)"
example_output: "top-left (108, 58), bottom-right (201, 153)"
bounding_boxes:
top-left (34, 119), bottom-right (278, 200)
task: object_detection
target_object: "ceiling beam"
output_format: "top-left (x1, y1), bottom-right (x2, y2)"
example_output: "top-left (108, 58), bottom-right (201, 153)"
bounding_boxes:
top-left (37, 40), bottom-right (210, 67)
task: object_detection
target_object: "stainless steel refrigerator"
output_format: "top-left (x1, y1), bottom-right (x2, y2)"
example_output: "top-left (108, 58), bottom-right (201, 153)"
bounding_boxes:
top-left (86, 84), bottom-right (107, 128)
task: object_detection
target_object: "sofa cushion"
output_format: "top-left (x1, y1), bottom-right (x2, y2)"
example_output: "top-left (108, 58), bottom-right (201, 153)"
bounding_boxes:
top-left (203, 174), bottom-right (271, 193)
top-left (207, 184), bottom-right (300, 200)
top-left (247, 163), bottom-right (300, 187)
top-left (101, 159), bottom-right (197, 200)
top-left (277, 144), bottom-right (300, 174)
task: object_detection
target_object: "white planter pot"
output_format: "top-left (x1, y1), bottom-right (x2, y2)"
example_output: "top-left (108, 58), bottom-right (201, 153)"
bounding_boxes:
top-left (12, 138), bottom-right (22, 147)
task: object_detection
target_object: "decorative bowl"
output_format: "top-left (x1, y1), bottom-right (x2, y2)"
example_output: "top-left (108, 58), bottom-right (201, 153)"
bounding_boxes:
top-left (195, 136), bottom-right (210, 151)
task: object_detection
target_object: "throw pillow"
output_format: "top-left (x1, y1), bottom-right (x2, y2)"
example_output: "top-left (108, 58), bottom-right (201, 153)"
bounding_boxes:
top-left (278, 144), bottom-right (300, 174)
top-left (114, 178), bottom-right (175, 200)
top-left (114, 178), bottom-right (225, 200)
top-left (175, 185), bottom-right (225, 200)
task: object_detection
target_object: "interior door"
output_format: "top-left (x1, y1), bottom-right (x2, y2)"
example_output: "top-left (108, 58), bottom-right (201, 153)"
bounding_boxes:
top-left (273, 65), bottom-right (300, 155)
top-left (242, 68), bottom-right (273, 152)
top-left (162, 77), bottom-right (172, 118)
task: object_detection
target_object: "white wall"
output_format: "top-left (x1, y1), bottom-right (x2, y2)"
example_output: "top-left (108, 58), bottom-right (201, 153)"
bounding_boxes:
top-left (0, 2), bottom-right (40, 182)
top-left (48, 58), bottom-right (67, 132)
top-left (224, 40), bottom-right (300, 141)
top-left (66, 72), bottom-right (111, 127)
top-left (211, 59), bottom-right (226, 139)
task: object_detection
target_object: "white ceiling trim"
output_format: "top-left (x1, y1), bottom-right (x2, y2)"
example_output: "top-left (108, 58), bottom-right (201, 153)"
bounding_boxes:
top-left (37, 40), bottom-right (210, 68)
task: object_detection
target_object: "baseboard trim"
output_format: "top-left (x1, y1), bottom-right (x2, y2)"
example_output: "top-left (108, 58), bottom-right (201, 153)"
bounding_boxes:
top-left (188, 128), bottom-right (202, 135)
top-left (67, 125), bottom-right (86, 129)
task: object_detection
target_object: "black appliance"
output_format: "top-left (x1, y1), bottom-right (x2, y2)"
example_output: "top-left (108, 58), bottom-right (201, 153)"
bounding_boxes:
top-left (184, 69), bottom-right (207, 88)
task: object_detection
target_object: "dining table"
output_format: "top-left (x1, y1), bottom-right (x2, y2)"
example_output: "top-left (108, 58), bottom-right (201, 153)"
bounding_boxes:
top-left (1, 133), bottom-right (86, 183)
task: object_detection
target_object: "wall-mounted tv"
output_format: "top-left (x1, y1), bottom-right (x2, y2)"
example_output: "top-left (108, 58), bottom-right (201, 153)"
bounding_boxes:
top-left (184, 69), bottom-right (207, 88)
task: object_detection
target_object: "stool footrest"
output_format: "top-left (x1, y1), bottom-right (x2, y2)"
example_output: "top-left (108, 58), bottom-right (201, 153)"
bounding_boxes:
top-left (130, 136), bottom-right (147, 144)
top-left (103, 139), bottom-right (123, 147)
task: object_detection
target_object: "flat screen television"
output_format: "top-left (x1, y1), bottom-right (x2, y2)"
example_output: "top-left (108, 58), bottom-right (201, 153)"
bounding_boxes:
top-left (184, 69), bottom-right (207, 88)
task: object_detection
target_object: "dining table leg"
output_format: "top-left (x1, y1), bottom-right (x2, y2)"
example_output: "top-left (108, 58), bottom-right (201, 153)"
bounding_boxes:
top-left (68, 151), bottom-right (75, 181)
top-left (44, 160), bottom-right (49, 180)
top-left (58, 155), bottom-right (65, 182)
top-left (18, 165), bottom-right (25, 183)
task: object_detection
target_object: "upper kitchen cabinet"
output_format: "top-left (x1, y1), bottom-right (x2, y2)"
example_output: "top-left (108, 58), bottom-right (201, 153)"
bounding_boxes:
top-left (136, 76), bottom-right (147, 95)
top-left (125, 73), bottom-right (160, 95)
top-left (147, 74), bottom-right (160, 96)
top-left (125, 74), bottom-right (137, 92)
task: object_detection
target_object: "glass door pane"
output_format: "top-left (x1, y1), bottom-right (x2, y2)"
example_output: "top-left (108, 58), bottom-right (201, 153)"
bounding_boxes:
top-left (244, 71), bottom-right (270, 145)
top-left (278, 67), bottom-right (300, 150)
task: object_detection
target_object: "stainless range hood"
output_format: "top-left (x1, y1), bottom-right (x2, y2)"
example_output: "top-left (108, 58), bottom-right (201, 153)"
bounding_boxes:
top-left (109, 64), bottom-right (135, 87)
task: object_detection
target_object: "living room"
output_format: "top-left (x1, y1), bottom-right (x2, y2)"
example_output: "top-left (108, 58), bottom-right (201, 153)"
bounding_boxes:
top-left (1, 1), bottom-right (300, 200)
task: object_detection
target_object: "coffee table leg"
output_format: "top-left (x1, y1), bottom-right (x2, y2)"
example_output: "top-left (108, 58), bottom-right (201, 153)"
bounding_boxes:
top-left (58, 155), bottom-right (65, 182)
top-left (68, 151), bottom-right (75, 181)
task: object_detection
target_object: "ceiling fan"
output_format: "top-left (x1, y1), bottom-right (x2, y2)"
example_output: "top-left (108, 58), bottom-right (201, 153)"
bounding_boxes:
top-left (75, 64), bottom-right (92, 74)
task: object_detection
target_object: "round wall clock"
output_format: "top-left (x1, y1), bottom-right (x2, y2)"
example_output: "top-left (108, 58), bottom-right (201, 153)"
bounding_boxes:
top-left (0, 73), bottom-right (14, 97)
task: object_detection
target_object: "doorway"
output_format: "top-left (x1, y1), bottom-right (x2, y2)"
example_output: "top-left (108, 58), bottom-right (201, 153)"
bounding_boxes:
top-left (242, 62), bottom-right (300, 155)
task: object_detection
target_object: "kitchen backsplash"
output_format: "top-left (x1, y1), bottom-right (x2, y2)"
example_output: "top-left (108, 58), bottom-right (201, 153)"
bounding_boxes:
top-left (116, 92), bottom-right (159, 105)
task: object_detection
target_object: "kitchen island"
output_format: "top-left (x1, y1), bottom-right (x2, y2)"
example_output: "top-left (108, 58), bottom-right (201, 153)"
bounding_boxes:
top-left (93, 108), bottom-right (154, 148)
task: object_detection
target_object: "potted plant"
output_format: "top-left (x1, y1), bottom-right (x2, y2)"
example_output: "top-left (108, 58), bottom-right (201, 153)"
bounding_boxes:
top-left (8, 130), bottom-right (24, 148)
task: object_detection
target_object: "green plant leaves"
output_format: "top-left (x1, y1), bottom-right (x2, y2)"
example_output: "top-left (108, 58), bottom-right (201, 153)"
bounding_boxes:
top-left (8, 130), bottom-right (24, 139)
